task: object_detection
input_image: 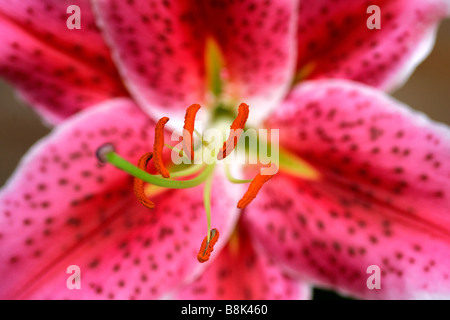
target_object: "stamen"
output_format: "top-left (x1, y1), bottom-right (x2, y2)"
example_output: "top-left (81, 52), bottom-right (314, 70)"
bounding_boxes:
top-left (197, 228), bottom-right (219, 263)
top-left (153, 117), bottom-right (170, 178)
top-left (133, 152), bottom-right (155, 209)
top-left (183, 104), bottom-right (201, 161)
top-left (237, 170), bottom-right (275, 209)
top-left (217, 103), bottom-right (249, 160)
top-left (96, 146), bottom-right (215, 189)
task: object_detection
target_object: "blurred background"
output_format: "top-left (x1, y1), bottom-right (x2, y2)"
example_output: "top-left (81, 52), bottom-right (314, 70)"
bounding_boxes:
top-left (0, 17), bottom-right (449, 299)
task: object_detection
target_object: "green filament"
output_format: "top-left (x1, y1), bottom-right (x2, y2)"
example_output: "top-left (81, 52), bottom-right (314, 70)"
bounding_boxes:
top-left (224, 163), bottom-right (252, 184)
top-left (170, 163), bottom-right (205, 178)
top-left (203, 167), bottom-right (215, 242)
top-left (105, 151), bottom-right (214, 189)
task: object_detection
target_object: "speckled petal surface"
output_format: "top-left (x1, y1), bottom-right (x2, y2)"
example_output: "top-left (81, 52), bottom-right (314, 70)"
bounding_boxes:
top-left (296, 0), bottom-right (450, 91)
top-left (0, 99), bottom-right (241, 299)
top-left (92, 0), bottom-right (209, 128)
top-left (203, 0), bottom-right (299, 126)
top-left (175, 220), bottom-right (310, 300)
top-left (243, 80), bottom-right (450, 299)
top-left (0, 0), bottom-right (127, 124)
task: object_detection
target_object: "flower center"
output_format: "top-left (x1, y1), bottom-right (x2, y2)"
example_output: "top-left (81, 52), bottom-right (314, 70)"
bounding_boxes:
top-left (96, 102), bottom-right (319, 263)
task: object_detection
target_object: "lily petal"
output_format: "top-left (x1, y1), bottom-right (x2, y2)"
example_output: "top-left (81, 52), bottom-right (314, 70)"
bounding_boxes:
top-left (243, 80), bottom-right (450, 299)
top-left (296, 0), bottom-right (450, 91)
top-left (175, 220), bottom-right (311, 300)
top-left (0, 0), bottom-right (127, 124)
top-left (203, 0), bottom-right (299, 126)
top-left (92, 0), bottom-right (209, 128)
top-left (0, 98), bottom-right (240, 299)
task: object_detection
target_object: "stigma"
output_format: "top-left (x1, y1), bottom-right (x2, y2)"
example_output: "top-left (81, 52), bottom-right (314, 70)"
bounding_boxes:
top-left (197, 228), bottom-right (219, 263)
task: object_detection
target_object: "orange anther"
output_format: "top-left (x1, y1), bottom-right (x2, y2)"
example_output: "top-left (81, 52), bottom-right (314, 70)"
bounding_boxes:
top-left (217, 103), bottom-right (249, 160)
top-left (183, 104), bottom-right (201, 161)
top-left (153, 117), bottom-right (170, 178)
top-left (133, 152), bottom-right (155, 209)
top-left (197, 228), bottom-right (219, 263)
top-left (237, 171), bottom-right (274, 209)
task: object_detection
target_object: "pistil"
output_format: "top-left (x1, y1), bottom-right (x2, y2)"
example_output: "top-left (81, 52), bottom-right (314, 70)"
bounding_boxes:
top-left (96, 101), bottom-right (285, 263)
top-left (203, 168), bottom-right (215, 242)
top-left (96, 144), bottom-right (215, 189)
top-left (197, 228), bottom-right (219, 263)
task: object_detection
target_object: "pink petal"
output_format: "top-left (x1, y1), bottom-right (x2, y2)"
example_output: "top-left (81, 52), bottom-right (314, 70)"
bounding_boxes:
top-left (0, 0), bottom-right (127, 124)
top-left (243, 80), bottom-right (450, 299)
top-left (203, 0), bottom-right (299, 126)
top-left (296, 0), bottom-right (450, 90)
top-left (175, 220), bottom-right (311, 300)
top-left (0, 98), bottom-right (241, 299)
top-left (92, 0), bottom-right (209, 128)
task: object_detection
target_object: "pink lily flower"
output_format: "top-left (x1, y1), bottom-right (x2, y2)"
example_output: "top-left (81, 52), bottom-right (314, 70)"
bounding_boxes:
top-left (0, 0), bottom-right (449, 300)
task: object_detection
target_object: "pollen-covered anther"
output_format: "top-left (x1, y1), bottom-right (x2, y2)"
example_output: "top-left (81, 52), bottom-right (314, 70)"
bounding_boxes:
top-left (237, 171), bottom-right (275, 209)
top-left (217, 103), bottom-right (249, 160)
top-left (153, 117), bottom-right (170, 178)
top-left (95, 143), bottom-right (115, 164)
top-left (197, 228), bottom-right (219, 263)
top-left (134, 152), bottom-right (155, 209)
top-left (183, 104), bottom-right (201, 161)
